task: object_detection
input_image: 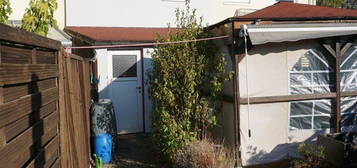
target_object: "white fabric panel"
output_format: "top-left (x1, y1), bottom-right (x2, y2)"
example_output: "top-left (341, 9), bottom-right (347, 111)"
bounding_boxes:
top-left (238, 40), bottom-right (328, 166)
top-left (240, 103), bottom-right (289, 166)
top-left (239, 43), bottom-right (289, 97)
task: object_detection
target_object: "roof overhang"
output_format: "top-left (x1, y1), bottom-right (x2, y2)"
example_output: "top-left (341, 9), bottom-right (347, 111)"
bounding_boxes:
top-left (242, 23), bottom-right (357, 45)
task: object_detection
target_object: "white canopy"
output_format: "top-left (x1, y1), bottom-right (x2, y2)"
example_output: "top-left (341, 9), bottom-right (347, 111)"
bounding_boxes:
top-left (243, 23), bottom-right (357, 45)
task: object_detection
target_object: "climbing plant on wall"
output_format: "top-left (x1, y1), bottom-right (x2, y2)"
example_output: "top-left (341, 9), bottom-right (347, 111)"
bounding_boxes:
top-left (21, 0), bottom-right (57, 36)
top-left (317, 0), bottom-right (345, 8)
top-left (0, 0), bottom-right (12, 24)
top-left (148, 2), bottom-right (231, 162)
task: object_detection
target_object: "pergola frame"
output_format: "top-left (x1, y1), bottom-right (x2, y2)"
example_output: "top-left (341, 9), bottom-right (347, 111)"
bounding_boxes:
top-left (211, 20), bottom-right (357, 167)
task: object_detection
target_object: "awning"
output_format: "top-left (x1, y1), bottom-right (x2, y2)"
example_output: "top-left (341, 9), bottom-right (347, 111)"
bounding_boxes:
top-left (243, 23), bottom-right (357, 45)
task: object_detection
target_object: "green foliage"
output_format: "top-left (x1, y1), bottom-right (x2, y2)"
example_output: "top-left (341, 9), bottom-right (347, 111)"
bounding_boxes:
top-left (148, 2), bottom-right (231, 162)
top-left (21, 0), bottom-right (57, 36)
top-left (317, 0), bottom-right (344, 8)
top-left (342, 0), bottom-right (357, 9)
top-left (94, 154), bottom-right (104, 168)
top-left (292, 143), bottom-right (331, 168)
top-left (0, 0), bottom-right (12, 24)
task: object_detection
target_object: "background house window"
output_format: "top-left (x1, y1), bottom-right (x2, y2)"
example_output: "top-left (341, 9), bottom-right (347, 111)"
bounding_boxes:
top-left (224, 0), bottom-right (251, 5)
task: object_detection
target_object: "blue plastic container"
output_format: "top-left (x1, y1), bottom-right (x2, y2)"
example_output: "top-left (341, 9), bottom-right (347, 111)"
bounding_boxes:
top-left (94, 134), bottom-right (112, 163)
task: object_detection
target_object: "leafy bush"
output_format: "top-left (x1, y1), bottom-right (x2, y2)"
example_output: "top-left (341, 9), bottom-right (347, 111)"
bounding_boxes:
top-left (292, 143), bottom-right (331, 168)
top-left (148, 2), bottom-right (231, 162)
top-left (21, 0), bottom-right (57, 36)
top-left (173, 139), bottom-right (234, 168)
top-left (0, 0), bottom-right (12, 24)
top-left (317, 0), bottom-right (344, 8)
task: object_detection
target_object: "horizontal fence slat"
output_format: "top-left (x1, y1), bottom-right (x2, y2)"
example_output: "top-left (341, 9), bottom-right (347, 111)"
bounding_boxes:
top-left (3, 78), bottom-right (57, 103)
top-left (0, 45), bottom-right (32, 64)
top-left (0, 23), bottom-right (61, 50)
top-left (25, 135), bottom-right (59, 168)
top-left (5, 103), bottom-right (57, 142)
top-left (0, 111), bottom-right (58, 167)
top-left (0, 87), bottom-right (58, 128)
top-left (0, 64), bottom-right (58, 86)
top-left (37, 51), bottom-right (56, 64)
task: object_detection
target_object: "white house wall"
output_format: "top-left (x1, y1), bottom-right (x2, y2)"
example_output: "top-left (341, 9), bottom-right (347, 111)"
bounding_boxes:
top-left (65, 0), bottom-right (314, 27)
top-left (96, 48), bottom-right (110, 99)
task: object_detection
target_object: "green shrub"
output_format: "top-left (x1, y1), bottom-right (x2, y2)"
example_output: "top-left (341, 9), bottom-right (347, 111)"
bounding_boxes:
top-left (21, 0), bottom-right (57, 36)
top-left (148, 2), bottom-right (231, 162)
top-left (0, 0), bottom-right (12, 24)
top-left (292, 143), bottom-right (331, 168)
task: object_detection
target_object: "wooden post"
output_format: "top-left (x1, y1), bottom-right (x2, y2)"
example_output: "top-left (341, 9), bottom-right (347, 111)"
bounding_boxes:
top-left (231, 23), bottom-right (242, 167)
top-left (58, 49), bottom-right (70, 168)
top-left (335, 41), bottom-right (342, 132)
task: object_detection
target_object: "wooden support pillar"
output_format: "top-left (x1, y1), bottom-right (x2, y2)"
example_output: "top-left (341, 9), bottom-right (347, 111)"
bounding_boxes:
top-left (335, 42), bottom-right (342, 132)
top-left (231, 23), bottom-right (242, 167)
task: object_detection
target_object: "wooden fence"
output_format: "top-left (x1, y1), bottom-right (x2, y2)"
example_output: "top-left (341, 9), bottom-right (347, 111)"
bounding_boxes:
top-left (0, 24), bottom-right (91, 167)
top-left (0, 24), bottom-right (62, 167)
top-left (59, 52), bottom-right (91, 168)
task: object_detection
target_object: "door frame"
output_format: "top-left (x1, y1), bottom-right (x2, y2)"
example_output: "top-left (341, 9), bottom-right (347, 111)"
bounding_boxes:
top-left (107, 49), bottom-right (145, 133)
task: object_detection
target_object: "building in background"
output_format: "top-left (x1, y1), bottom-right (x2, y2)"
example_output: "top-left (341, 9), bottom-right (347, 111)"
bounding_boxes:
top-left (65, 0), bottom-right (316, 27)
top-left (8, 0), bottom-right (71, 47)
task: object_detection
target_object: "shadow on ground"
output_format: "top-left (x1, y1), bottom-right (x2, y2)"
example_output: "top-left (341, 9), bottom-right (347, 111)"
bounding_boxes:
top-left (106, 133), bottom-right (161, 168)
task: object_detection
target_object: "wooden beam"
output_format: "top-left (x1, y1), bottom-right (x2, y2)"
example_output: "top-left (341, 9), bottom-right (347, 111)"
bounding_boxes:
top-left (240, 93), bottom-right (336, 104)
top-left (0, 23), bottom-right (61, 50)
top-left (341, 42), bottom-right (353, 56)
top-left (231, 23), bottom-right (242, 167)
top-left (224, 91), bottom-right (357, 105)
top-left (335, 42), bottom-right (342, 132)
top-left (322, 43), bottom-right (337, 57)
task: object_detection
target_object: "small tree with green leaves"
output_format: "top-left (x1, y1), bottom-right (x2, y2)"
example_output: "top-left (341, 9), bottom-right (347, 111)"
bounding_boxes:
top-left (148, 2), bottom-right (231, 162)
top-left (0, 0), bottom-right (12, 24)
top-left (317, 0), bottom-right (345, 8)
top-left (21, 0), bottom-right (57, 36)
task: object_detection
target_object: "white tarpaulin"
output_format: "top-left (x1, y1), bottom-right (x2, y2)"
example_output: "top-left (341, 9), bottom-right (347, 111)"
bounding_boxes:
top-left (245, 23), bottom-right (357, 45)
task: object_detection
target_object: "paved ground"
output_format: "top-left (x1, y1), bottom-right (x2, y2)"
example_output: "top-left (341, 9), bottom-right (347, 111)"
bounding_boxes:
top-left (106, 133), bottom-right (161, 168)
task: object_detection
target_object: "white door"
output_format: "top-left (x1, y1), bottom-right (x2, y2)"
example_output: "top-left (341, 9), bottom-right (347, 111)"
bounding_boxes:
top-left (108, 50), bottom-right (143, 134)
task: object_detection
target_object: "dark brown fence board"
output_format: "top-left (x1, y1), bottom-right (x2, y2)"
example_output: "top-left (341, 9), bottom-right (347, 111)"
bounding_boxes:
top-left (3, 78), bottom-right (57, 103)
top-left (0, 23), bottom-right (61, 50)
top-left (0, 128), bottom-right (5, 149)
top-left (0, 64), bottom-right (58, 86)
top-left (51, 158), bottom-right (60, 168)
top-left (5, 105), bottom-right (57, 142)
top-left (25, 135), bottom-right (59, 168)
top-left (0, 112), bottom-right (58, 167)
top-left (59, 53), bottom-right (91, 168)
top-left (0, 87), bottom-right (58, 128)
top-left (37, 50), bottom-right (56, 64)
top-left (0, 45), bottom-right (32, 64)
